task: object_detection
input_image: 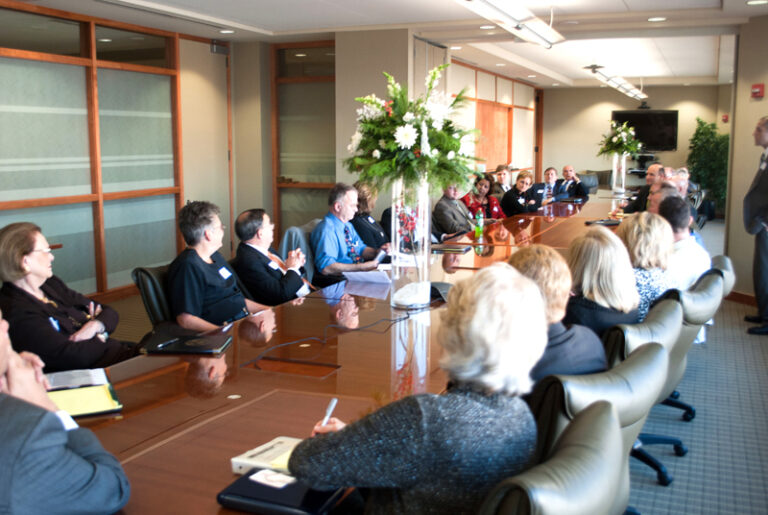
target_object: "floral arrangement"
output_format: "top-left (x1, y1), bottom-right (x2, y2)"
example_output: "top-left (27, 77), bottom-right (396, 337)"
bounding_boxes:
top-left (344, 64), bottom-right (476, 194)
top-left (597, 120), bottom-right (643, 157)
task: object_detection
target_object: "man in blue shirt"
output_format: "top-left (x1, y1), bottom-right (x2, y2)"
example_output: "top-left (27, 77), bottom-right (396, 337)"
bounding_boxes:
top-left (311, 183), bottom-right (389, 285)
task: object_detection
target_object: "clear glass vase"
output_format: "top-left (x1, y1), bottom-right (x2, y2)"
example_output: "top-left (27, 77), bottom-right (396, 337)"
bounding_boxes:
top-left (390, 177), bottom-right (431, 309)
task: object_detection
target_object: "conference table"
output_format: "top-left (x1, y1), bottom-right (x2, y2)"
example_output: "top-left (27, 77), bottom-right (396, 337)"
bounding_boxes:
top-left (85, 196), bottom-right (621, 513)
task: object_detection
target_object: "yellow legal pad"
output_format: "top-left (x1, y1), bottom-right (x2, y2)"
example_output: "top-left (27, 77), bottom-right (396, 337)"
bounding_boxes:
top-left (48, 384), bottom-right (123, 417)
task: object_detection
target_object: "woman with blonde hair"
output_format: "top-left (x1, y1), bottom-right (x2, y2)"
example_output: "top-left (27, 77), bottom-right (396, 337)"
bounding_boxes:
top-left (288, 263), bottom-right (547, 514)
top-left (615, 212), bottom-right (674, 320)
top-left (563, 226), bottom-right (640, 336)
top-left (501, 170), bottom-right (539, 216)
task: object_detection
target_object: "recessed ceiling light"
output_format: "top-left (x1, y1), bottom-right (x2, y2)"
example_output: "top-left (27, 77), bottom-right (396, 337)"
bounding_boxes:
top-left (495, 63), bottom-right (506, 67)
top-left (219, 29), bottom-right (235, 34)
top-left (648, 17), bottom-right (667, 22)
top-left (527, 74), bottom-right (536, 78)
top-left (97, 38), bottom-right (112, 43)
top-left (295, 53), bottom-right (307, 57)
top-left (480, 24), bottom-right (495, 30)
top-left (129, 36), bottom-right (145, 41)
top-left (746, 0), bottom-right (768, 5)
top-left (683, 83), bottom-right (691, 86)
top-left (552, 83), bottom-right (560, 86)
top-left (600, 85), bottom-right (607, 88)
top-left (450, 46), bottom-right (462, 50)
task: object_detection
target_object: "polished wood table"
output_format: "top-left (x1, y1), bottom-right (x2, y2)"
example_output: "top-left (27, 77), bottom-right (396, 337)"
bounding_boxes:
top-left (88, 197), bottom-right (617, 513)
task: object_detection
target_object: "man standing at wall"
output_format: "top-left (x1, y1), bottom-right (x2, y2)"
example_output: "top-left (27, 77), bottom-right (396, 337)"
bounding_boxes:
top-left (744, 116), bottom-right (768, 335)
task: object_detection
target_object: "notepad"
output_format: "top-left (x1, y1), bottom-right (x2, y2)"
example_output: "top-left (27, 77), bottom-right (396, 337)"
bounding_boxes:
top-left (46, 368), bottom-right (108, 390)
top-left (48, 384), bottom-right (122, 417)
top-left (231, 436), bottom-right (303, 474)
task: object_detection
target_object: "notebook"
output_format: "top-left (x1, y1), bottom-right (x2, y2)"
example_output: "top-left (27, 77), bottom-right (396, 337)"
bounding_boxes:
top-left (140, 322), bottom-right (233, 355)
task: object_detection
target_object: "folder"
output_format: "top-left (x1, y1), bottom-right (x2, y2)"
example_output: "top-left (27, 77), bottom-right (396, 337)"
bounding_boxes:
top-left (48, 384), bottom-right (122, 417)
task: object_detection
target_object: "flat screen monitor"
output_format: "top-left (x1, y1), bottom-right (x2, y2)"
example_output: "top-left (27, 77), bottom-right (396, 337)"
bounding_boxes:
top-left (611, 110), bottom-right (678, 152)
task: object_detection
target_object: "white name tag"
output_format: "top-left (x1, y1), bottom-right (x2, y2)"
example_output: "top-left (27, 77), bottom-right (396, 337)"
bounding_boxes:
top-left (268, 260), bottom-right (280, 270)
top-left (218, 266), bottom-right (232, 280)
top-left (761, 161), bottom-right (767, 170)
top-left (368, 216), bottom-right (375, 223)
top-left (536, 188), bottom-right (544, 194)
top-left (517, 197), bottom-right (525, 205)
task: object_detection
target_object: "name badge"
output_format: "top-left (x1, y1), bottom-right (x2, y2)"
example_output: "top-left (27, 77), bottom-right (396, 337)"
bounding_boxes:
top-left (218, 266), bottom-right (232, 280)
top-left (517, 197), bottom-right (525, 205)
top-left (268, 260), bottom-right (281, 271)
top-left (536, 188), bottom-right (544, 194)
top-left (48, 316), bottom-right (60, 331)
top-left (761, 161), bottom-right (767, 170)
top-left (368, 216), bottom-right (375, 223)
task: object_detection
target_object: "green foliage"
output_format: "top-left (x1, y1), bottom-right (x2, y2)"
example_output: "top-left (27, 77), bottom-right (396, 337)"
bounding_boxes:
top-left (343, 65), bottom-right (477, 198)
top-left (687, 118), bottom-right (729, 211)
top-left (597, 121), bottom-right (644, 157)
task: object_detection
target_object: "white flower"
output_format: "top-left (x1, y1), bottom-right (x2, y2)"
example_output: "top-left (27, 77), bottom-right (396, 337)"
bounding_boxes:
top-left (638, 142), bottom-right (643, 149)
top-left (379, 139), bottom-right (387, 149)
top-left (611, 136), bottom-right (618, 143)
top-left (394, 124), bottom-right (417, 149)
top-left (629, 128), bottom-right (635, 135)
top-left (420, 121), bottom-right (430, 157)
top-left (447, 151), bottom-right (456, 160)
top-left (347, 131), bottom-right (362, 153)
top-left (459, 134), bottom-right (474, 156)
top-left (372, 149), bottom-right (381, 159)
top-left (431, 148), bottom-right (439, 157)
top-left (426, 91), bottom-right (451, 129)
top-left (403, 112), bottom-right (415, 122)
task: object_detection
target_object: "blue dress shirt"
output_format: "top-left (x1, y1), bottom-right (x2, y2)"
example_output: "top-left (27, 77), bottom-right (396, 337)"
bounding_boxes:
top-left (311, 212), bottom-right (368, 272)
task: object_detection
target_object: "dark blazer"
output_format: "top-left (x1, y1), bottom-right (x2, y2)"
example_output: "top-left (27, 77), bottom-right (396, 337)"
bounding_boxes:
top-left (744, 153), bottom-right (768, 235)
top-left (0, 394), bottom-right (130, 514)
top-left (432, 195), bottom-right (474, 237)
top-left (554, 178), bottom-right (589, 200)
top-left (351, 213), bottom-right (389, 248)
top-left (501, 187), bottom-right (540, 217)
top-left (530, 321), bottom-right (608, 381)
top-left (231, 242), bottom-right (304, 306)
top-left (623, 185), bottom-right (651, 213)
top-left (563, 295), bottom-right (640, 338)
top-left (0, 277), bottom-right (137, 373)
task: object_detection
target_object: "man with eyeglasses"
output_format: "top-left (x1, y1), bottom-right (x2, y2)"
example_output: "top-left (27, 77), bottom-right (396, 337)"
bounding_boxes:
top-left (167, 201), bottom-right (266, 332)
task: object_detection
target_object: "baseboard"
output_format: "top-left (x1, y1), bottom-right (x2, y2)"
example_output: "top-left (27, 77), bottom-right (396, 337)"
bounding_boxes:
top-left (725, 291), bottom-right (756, 306)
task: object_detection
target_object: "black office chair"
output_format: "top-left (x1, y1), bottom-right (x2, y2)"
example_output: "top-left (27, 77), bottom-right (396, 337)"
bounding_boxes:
top-left (477, 401), bottom-right (624, 515)
top-left (131, 265), bottom-right (172, 326)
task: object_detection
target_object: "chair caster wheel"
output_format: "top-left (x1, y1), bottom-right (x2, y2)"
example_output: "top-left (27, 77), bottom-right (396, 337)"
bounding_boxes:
top-left (670, 391), bottom-right (680, 399)
top-left (682, 410), bottom-right (696, 422)
top-left (658, 472), bottom-right (673, 486)
top-left (674, 444), bottom-right (688, 456)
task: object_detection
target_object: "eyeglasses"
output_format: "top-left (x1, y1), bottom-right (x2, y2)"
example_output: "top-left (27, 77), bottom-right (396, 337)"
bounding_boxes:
top-left (30, 248), bottom-right (53, 254)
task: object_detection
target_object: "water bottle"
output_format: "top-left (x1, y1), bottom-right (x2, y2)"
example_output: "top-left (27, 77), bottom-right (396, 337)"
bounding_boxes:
top-left (474, 209), bottom-right (484, 238)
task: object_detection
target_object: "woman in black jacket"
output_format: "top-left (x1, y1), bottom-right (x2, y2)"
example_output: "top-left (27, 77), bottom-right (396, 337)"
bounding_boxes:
top-left (501, 170), bottom-right (540, 216)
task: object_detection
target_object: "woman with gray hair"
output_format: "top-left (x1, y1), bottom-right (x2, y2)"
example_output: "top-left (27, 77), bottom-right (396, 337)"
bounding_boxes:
top-left (563, 226), bottom-right (640, 337)
top-left (616, 211), bottom-right (674, 320)
top-left (288, 263), bottom-right (547, 514)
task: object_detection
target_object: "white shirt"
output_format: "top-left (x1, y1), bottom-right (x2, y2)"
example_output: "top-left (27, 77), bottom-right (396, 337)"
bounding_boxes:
top-left (667, 236), bottom-right (711, 291)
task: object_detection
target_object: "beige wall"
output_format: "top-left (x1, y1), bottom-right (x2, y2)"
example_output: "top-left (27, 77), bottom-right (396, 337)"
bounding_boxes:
top-left (231, 42), bottom-right (273, 225)
top-left (179, 39), bottom-right (232, 255)
top-left (335, 29), bottom-right (412, 217)
top-left (717, 84), bottom-right (733, 136)
top-left (541, 85), bottom-right (719, 173)
top-left (726, 15), bottom-right (768, 296)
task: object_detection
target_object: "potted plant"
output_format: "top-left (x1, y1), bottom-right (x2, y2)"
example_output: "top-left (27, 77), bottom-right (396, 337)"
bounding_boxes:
top-left (687, 117), bottom-right (729, 217)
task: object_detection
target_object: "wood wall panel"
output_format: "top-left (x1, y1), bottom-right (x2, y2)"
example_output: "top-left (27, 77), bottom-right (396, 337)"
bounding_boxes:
top-left (475, 102), bottom-right (509, 173)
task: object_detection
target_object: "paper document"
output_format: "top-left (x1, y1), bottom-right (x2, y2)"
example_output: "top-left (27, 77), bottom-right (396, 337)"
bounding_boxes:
top-left (231, 436), bottom-right (303, 474)
top-left (46, 368), bottom-right (108, 390)
top-left (341, 270), bottom-right (390, 284)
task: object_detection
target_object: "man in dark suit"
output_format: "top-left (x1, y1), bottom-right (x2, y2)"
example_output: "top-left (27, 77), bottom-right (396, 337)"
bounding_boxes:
top-left (232, 209), bottom-right (311, 306)
top-left (554, 164), bottom-right (589, 200)
top-left (744, 116), bottom-right (768, 335)
top-left (621, 162), bottom-right (664, 214)
top-left (0, 310), bottom-right (130, 513)
top-left (531, 167), bottom-right (559, 207)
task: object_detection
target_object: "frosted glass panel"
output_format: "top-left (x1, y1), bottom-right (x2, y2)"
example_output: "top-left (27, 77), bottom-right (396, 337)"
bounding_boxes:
top-left (98, 69), bottom-right (174, 193)
top-left (104, 195), bottom-right (177, 288)
top-left (514, 82), bottom-right (535, 108)
top-left (512, 108), bottom-right (535, 169)
top-left (279, 190), bottom-right (328, 239)
top-left (278, 82), bottom-right (334, 183)
top-left (0, 58), bottom-right (91, 201)
top-left (448, 64), bottom-right (475, 98)
top-left (0, 204), bottom-right (96, 294)
top-left (477, 72), bottom-right (495, 101)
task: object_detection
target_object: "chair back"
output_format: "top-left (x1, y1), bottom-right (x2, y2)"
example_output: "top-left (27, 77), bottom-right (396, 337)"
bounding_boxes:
top-left (131, 265), bottom-right (171, 326)
top-left (576, 172), bottom-right (599, 194)
top-left (524, 343), bottom-right (668, 515)
top-left (477, 401), bottom-right (623, 515)
top-left (710, 255), bottom-right (735, 298)
top-left (279, 218), bottom-right (321, 282)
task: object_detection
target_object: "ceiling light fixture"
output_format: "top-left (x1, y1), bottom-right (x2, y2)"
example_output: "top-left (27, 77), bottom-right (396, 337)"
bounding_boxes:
top-left (495, 63), bottom-right (506, 66)
top-left (295, 53), bottom-right (307, 57)
top-left (746, 0), bottom-right (768, 5)
top-left (480, 24), bottom-right (496, 30)
top-left (584, 64), bottom-right (647, 100)
top-left (219, 29), bottom-right (234, 34)
top-left (455, 0), bottom-right (565, 49)
top-left (450, 46), bottom-right (462, 50)
top-left (647, 17), bottom-right (667, 22)
top-left (527, 74), bottom-right (536, 78)
top-left (97, 38), bottom-right (112, 42)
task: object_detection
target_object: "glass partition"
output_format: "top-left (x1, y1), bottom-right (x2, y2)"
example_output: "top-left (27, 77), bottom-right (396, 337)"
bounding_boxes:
top-left (0, 8), bottom-right (82, 57)
top-left (95, 26), bottom-right (169, 68)
top-left (279, 189), bottom-right (328, 239)
top-left (97, 68), bottom-right (174, 193)
top-left (277, 46), bottom-right (334, 77)
top-left (0, 57), bottom-right (91, 201)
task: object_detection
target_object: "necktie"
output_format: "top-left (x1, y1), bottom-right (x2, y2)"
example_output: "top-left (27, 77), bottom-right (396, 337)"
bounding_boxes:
top-left (344, 226), bottom-right (363, 263)
top-left (545, 184), bottom-right (553, 199)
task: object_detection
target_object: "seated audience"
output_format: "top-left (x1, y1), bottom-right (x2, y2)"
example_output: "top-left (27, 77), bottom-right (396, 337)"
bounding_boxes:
top-left (616, 212), bottom-right (674, 320)
top-left (658, 196), bottom-right (711, 290)
top-left (351, 181), bottom-right (389, 249)
top-left (554, 164), bottom-right (589, 200)
top-left (563, 226), bottom-right (640, 337)
top-left (232, 209), bottom-right (311, 306)
top-left (508, 245), bottom-right (607, 381)
top-left (490, 164), bottom-right (512, 199)
top-left (501, 170), bottom-right (540, 216)
top-left (461, 173), bottom-right (504, 219)
top-left (0, 309), bottom-right (131, 513)
top-left (288, 264), bottom-right (547, 513)
top-left (431, 183), bottom-right (475, 238)
top-left (647, 181), bottom-right (680, 214)
top-left (0, 222), bottom-right (138, 372)
top-left (532, 167), bottom-right (559, 207)
top-left (167, 201), bottom-right (265, 332)
top-left (620, 162), bottom-right (664, 214)
top-left (311, 183), bottom-right (389, 285)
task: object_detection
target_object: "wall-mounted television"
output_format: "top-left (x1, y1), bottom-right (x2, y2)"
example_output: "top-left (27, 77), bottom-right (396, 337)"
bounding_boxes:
top-left (611, 110), bottom-right (678, 152)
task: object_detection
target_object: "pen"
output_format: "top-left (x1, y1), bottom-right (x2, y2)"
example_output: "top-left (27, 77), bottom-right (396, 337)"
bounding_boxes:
top-left (321, 397), bottom-right (338, 426)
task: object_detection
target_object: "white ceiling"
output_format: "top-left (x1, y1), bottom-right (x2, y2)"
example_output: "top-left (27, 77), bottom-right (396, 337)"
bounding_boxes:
top-left (20, 0), bottom-right (768, 89)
